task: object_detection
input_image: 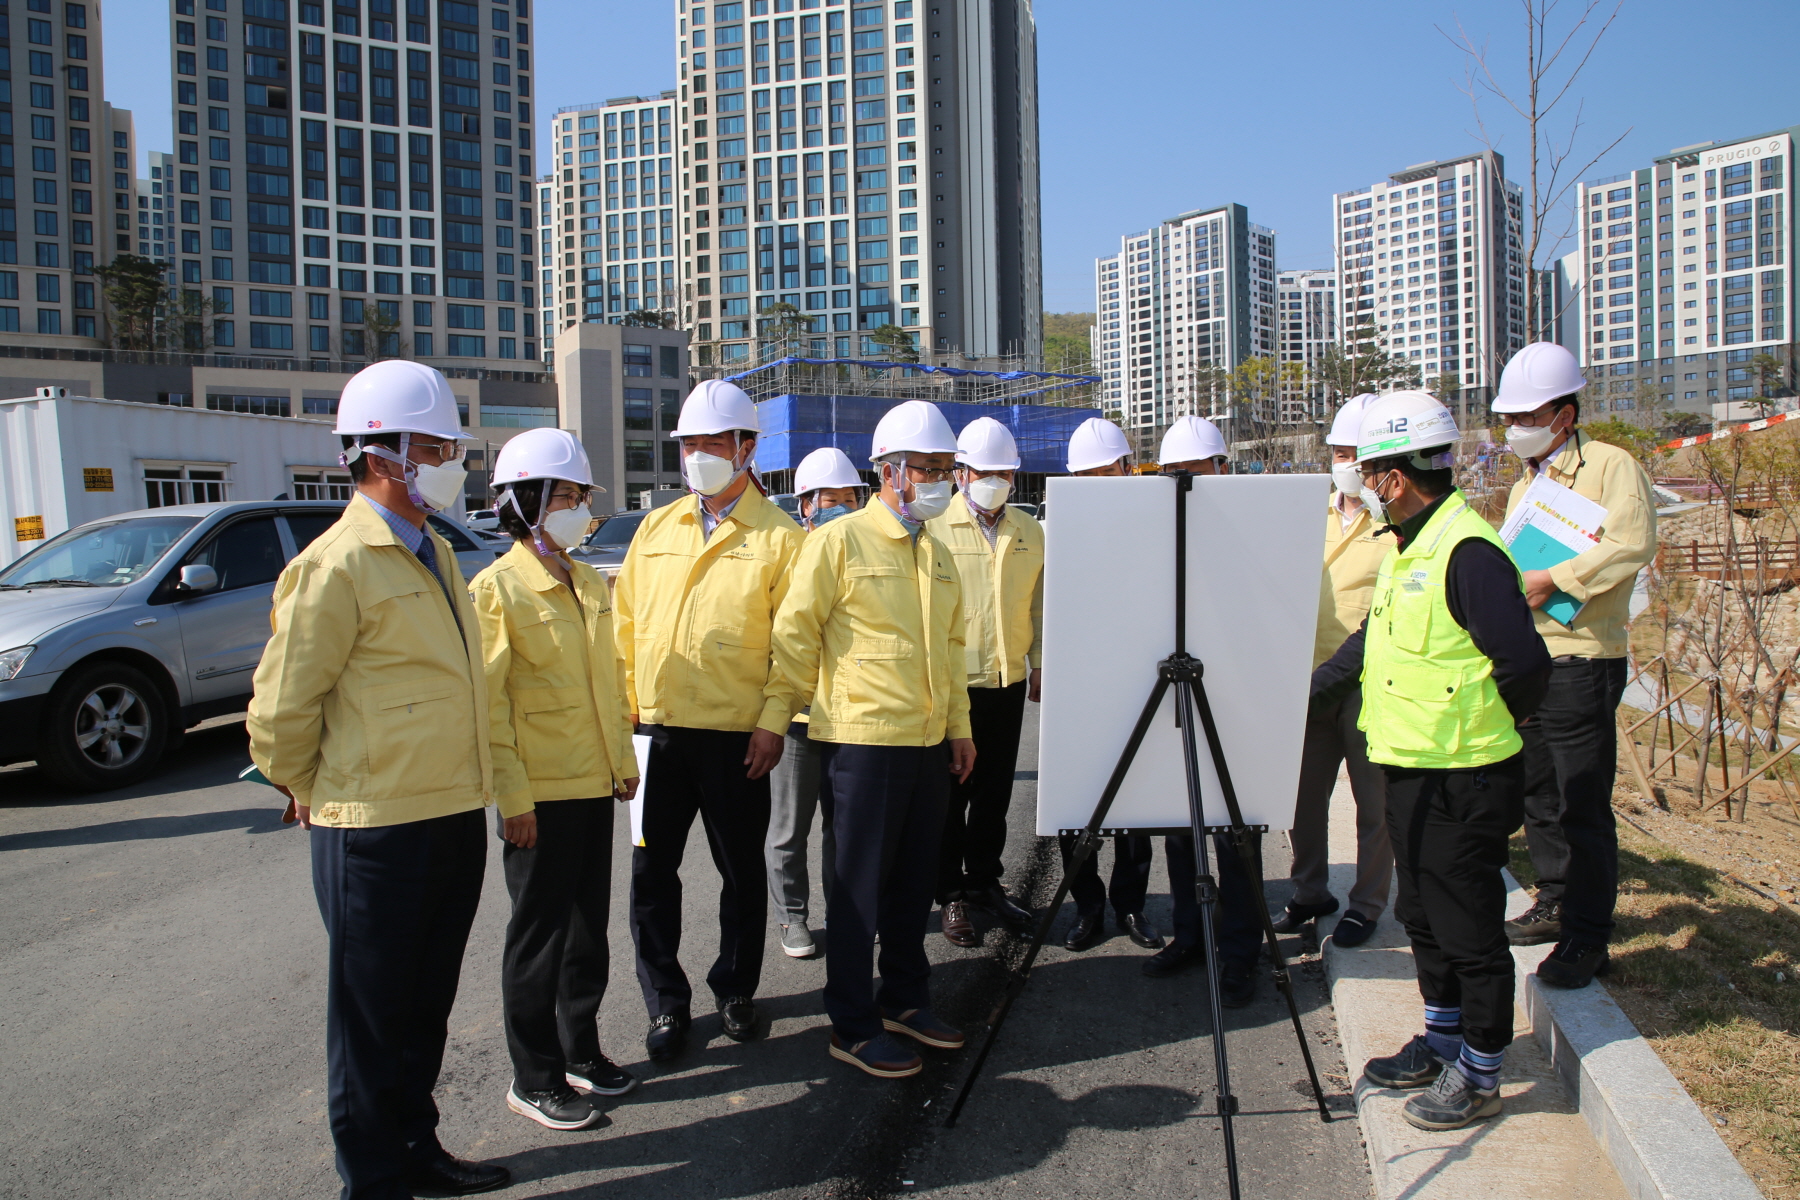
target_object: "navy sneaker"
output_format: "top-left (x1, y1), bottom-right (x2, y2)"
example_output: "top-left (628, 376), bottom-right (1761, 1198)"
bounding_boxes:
top-left (881, 1007), bottom-right (965, 1049)
top-left (829, 1032), bottom-right (922, 1078)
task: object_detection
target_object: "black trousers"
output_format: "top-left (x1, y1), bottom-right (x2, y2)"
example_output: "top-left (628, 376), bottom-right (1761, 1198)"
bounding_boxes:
top-left (1386, 755), bottom-right (1525, 1055)
top-left (501, 797), bottom-right (615, 1091)
top-left (629, 726), bottom-right (771, 1017)
top-left (310, 809), bottom-right (486, 1200)
top-left (1060, 834), bottom-right (1154, 918)
top-left (1166, 831), bottom-right (1264, 966)
top-left (819, 740), bottom-right (951, 1042)
top-left (1521, 656), bottom-right (1628, 945)
top-left (936, 681), bottom-right (1028, 902)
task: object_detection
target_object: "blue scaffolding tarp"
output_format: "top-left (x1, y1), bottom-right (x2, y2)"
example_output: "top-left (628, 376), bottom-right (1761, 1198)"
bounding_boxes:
top-left (754, 394), bottom-right (1098, 474)
top-left (725, 356), bottom-right (1100, 404)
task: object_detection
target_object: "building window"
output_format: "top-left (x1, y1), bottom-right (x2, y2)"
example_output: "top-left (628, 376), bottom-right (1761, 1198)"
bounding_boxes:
top-left (143, 462), bottom-right (229, 507)
top-left (290, 469), bottom-right (354, 500)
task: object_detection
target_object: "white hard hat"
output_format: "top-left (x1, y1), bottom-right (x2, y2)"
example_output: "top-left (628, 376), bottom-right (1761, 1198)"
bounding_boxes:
top-left (794, 446), bottom-right (864, 494)
top-left (1158, 415), bottom-right (1227, 465)
top-left (1065, 417), bottom-right (1131, 473)
top-left (1492, 342), bottom-right (1588, 414)
top-left (334, 360), bottom-right (464, 440)
top-left (1327, 394), bottom-right (1378, 447)
top-left (955, 416), bottom-right (1021, 471)
top-left (492, 427), bottom-right (595, 488)
top-left (1355, 390), bottom-right (1461, 465)
top-left (674, 378), bottom-right (760, 437)
top-left (869, 399), bottom-right (957, 461)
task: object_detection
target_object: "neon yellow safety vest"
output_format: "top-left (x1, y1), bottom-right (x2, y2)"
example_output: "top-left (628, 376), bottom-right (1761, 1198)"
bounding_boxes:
top-left (1359, 492), bottom-right (1524, 770)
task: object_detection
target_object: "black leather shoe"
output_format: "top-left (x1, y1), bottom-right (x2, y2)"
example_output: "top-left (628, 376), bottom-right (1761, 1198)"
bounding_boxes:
top-left (1064, 909), bottom-right (1104, 951)
top-left (1120, 912), bottom-right (1164, 949)
top-left (1536, 940), bottom-right (1609, 989)
top-left (1220, 959), bottom-right (1257, 1008)
top-left (968, 884), bottom-right (1035, 932)
top-left (1271, 896), bottom-right (1339, 933)
top-left (408, 1149), bottom-right (511, 1196)
top-left (1142, 942), bottom-right (1202, 977)
top-left (645, 1012), bottom-right (690, 1062)
top-left (718, 995), bottom-right (758, 1042)
top-left (1331, 911), bottom-right (1377, 948)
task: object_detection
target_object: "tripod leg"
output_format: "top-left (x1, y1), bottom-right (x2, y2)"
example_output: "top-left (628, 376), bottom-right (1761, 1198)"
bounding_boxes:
top-left (945, 672), bottom-right (1173, 1128)
top-left (1175, 679), bottom-right (1241, 1200)
top-left (1186, 677), bottom-right (1334, 1123)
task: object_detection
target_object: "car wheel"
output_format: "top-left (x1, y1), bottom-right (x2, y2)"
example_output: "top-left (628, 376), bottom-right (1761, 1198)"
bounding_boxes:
top-left (36, 661), bottom-right (170, 792)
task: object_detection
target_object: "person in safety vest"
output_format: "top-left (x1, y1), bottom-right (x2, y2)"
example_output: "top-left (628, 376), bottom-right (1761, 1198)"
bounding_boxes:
top-left (1493, 343), bottom-right (1657, 989)
top-left (1141, 416), bottom-right (1264, 1007)
top-left (1276, 393), bottom-right (1395, 949)
top-left (614, 379), bottom-right (804, 1063)
top-left (762, 446), bottom-right (867, 959)
top-left (928, 418), bottom-right (1044, 948)
top-left (1052, 417), bottom-right (1161, 953)
top-left (1312, 391), bottom-right (1551, 1133)
top-left (765, 399), bottom-right (976, 1080)
top-left (471, 428), bottom-right (640, 1133)
top-left (248, 360), bottom-right (512, 1198)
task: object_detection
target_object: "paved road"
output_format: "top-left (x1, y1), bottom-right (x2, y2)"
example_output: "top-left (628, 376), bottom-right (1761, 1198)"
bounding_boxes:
top-left (0, 716), bottom-right (1370, 1199)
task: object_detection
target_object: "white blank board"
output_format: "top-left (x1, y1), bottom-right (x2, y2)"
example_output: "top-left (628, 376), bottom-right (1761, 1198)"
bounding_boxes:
top-left (1036, 474), bottom-right (1329, 834)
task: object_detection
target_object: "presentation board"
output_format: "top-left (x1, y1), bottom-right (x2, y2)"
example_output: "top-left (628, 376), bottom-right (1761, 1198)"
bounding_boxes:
top-left (1036, 474), bottom-right (1330, 835)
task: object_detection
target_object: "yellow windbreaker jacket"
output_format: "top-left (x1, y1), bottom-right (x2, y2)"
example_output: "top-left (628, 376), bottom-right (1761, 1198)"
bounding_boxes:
top-left (926, 494), bottom-right (1044, 688)
top-left (247, 494), bottom-right (492, 827)
top-left (765, 499), bottom-right (972, 745)
top-left (613, 487), bottom-right (804, 733)
top-left (1313, 499), bottom-right (1394, 669)
top-left (472, 543), bottom-right (636, 818)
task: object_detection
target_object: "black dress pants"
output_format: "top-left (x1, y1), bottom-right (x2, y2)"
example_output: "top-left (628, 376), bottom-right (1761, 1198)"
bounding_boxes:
top-left (629, 725), bottom-right (771, 1016)
top-left (1520, 656), bottom-right (1628, 945)
top-left (1385, 755), bottom-right (1525, 1055)
top-left (501, 797), bottom-right (615, 1091)
top-left (1060, 834), bottom-right (1154, 918)
top-left (936, 681), bottom-right (1028, 902)
top-left (819, 740), bottom-right (951, 1042)
top-left (1166, 830), bottom-right (1264, 966)
top-left (310, 808), bottom-right (486, 1200)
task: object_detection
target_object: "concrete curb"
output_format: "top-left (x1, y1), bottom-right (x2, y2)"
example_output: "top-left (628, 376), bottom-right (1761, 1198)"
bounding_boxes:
top-left (1502, 873), bottom-right (1766, 1200)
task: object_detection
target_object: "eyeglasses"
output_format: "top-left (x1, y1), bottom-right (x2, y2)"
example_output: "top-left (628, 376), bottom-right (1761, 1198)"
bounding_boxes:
top-left (901, 461), bottom-right (956, 483)
top-left (410, 439), bottom-right (465, 464)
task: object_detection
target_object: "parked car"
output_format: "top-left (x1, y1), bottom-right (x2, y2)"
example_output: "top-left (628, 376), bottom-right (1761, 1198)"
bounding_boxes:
top-left (1010, 502), bottom-right (1040, 520)
top-left (465, 508), bottom-right (502, 533)
top-left (0, 500), bottom-right (505, 792)
top-left (568, 508), bottom-right (650, 586)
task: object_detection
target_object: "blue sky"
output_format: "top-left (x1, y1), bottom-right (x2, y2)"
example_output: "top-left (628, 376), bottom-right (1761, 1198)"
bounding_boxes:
top-left (104, 0), bottom-right (1800, 312)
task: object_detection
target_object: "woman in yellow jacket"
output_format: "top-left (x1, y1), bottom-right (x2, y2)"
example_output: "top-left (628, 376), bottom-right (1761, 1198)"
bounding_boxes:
top-left (471, 428), bottom-right (639, 1134)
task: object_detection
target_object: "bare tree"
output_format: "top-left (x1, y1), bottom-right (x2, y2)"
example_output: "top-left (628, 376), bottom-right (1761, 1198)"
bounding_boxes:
top-left (1442, 0), bottom-right (1632, 341)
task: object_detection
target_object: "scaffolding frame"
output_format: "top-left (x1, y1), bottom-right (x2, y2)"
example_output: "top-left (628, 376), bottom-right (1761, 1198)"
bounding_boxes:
top-left (713, 355), bottom-right (1101, 408)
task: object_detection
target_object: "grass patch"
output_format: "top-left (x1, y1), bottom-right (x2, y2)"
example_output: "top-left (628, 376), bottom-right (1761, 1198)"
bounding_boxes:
top-left (1510, 828), bottom-right (1800, 1195)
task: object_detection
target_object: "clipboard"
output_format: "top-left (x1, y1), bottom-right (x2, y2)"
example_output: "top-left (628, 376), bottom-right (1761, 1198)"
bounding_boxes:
top-left (1499, 473), bottom-right (1607, 628)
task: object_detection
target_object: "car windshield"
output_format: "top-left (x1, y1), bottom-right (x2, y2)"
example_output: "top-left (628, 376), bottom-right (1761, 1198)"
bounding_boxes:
top-left (0, 516), bottom-right (200, 588)
top-left (584, 509), bottom-right (648, 551)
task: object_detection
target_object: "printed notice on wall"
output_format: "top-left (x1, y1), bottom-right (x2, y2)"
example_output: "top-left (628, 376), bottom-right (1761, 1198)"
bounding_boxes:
top-left (14, 516), bottom-right (45, 542)
top-left (83, 467), bottom-right (114, 492)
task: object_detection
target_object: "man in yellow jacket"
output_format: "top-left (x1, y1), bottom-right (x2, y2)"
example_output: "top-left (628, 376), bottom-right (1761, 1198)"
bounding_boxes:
top-left (1494, 343), bottom-right (1657, 989)
top-left (928, 417), bottom-right (1043, 948)
top-left (472, 428), bottom-right (641, 1133)
top-left (248, 361), bottom-right (510, 1198)
top-left (614, 379), bottom-right (804, 1063)
top-left (766, 399), bottom-right (976, 1079)
top-left (1278, 394), bottom-right (1395, 949)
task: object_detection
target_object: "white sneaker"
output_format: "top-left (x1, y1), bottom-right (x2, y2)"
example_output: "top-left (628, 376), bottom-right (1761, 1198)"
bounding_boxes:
top-left (780, 923), bottom-right (817, 958)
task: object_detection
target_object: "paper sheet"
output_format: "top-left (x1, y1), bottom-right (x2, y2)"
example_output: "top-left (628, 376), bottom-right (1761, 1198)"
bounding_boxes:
top-left (1498, 473), bottom-right (1607, 627)
top-left (629, 733), bottom-right (650, 847)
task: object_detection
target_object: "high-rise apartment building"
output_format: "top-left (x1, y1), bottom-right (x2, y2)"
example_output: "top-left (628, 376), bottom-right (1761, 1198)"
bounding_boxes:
top-left (165, 0), bottom-right (538, 364)
top-left (0, 0), bottom-right (131, 346)
top-left (673, 0), bottom-right (1041, 366)
top-left (534, 170), bottom-right (551, 359)
top-left (543, 93), bottom-right (678, 340)
top-left (1091, 203), bottom-right (1276, 435)
top-left (1573, 127), bottom-right (1795, 422)
top-left (135, 150), bottom-right (177, 262)
top-left (1276, 267), bottom-right (1336, 421)
top-left (1332, 150), bottom-right (1526, 422)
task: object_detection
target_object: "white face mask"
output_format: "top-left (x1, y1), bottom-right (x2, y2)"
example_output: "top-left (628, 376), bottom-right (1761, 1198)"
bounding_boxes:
top-left (964, 475), bottom-right (1011, 512)
top-left (1360, 471), bottom-right (1392, 525)
top-left (905, 481), bottom-right (953, 521)
top-left (683, 448), bottom-right (741, 496)
top-left (1505, 421), bottom-right (1562, 461)
top-left (541, 505), bottom-right (592, 550)
top-left (410, 459), bottom-right (467, 512)
top-left (1330, 462), bottom-right (1363, 497)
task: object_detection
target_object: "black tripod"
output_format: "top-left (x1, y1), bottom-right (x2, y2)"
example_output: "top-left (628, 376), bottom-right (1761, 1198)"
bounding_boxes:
top-left (945, 473), bottom-right (1331, 1200)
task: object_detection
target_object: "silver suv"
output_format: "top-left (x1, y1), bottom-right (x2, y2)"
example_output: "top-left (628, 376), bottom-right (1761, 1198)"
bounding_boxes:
top-left (0, 500), bottom-right (502, 791)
